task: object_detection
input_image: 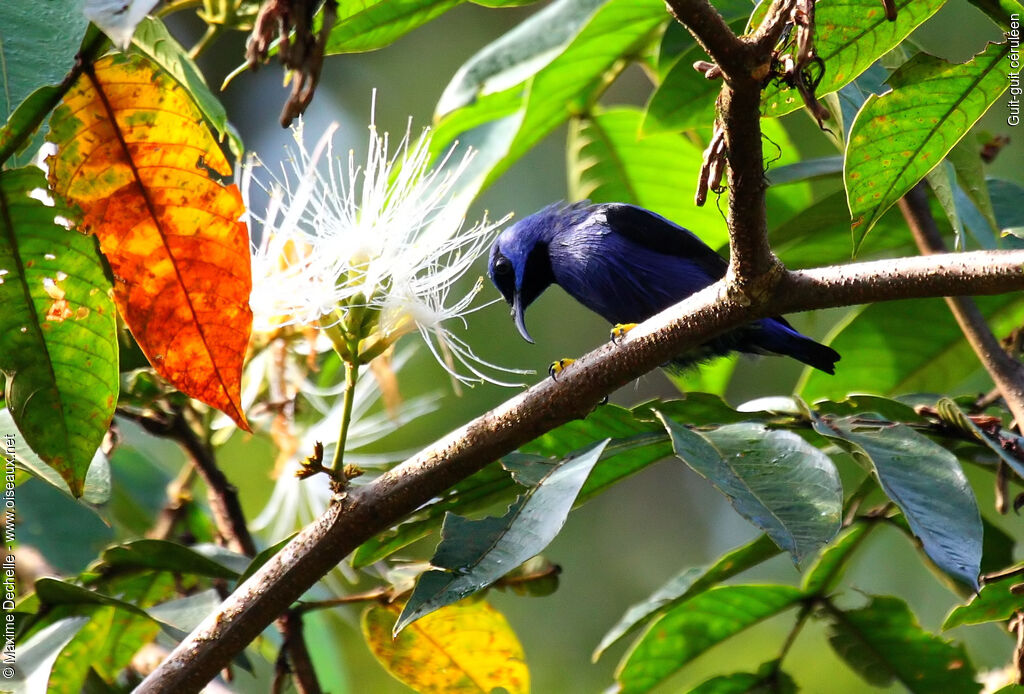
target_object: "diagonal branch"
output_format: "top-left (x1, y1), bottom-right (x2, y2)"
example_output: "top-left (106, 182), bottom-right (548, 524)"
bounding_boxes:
top-left (137, 249), bottom-right (1024, 693)
top-left (898, 184), bottom-right (1024, 427)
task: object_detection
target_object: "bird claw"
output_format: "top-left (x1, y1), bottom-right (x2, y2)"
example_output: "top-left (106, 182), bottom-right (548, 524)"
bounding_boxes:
top-left (548, 358), bottom-right (575, 381)
top-left (610, 323), bottom-right (638, 344)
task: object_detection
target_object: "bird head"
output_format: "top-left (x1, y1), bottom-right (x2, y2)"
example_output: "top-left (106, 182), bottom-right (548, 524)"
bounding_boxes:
top-left (488, 208), bottom-right (559, 344)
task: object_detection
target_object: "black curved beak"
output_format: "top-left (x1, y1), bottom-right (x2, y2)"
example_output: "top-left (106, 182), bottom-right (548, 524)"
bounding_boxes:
top-left (512, 291), bottom-right (534, 344)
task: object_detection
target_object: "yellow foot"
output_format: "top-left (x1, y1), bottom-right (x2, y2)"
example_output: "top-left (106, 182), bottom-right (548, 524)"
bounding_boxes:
top-left (610, 323), bottom-right (638, 344)
top-left (548, 358), bottom-right (576, 381)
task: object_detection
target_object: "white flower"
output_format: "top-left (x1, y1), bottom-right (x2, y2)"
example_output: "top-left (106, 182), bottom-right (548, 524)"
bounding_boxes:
top-left (244, 102), bottom-right (523, 386)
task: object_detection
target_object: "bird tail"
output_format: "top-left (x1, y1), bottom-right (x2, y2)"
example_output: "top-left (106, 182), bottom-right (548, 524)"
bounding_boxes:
top-left (753, 318), bottom-right (840, 374)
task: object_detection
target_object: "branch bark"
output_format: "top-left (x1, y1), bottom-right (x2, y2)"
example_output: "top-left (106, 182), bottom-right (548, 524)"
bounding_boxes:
top-left (137, 249), bottom-right (1024, 693)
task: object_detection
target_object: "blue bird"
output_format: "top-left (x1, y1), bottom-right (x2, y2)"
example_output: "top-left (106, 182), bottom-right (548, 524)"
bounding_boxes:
top-left (488, 201), bottom-right (840, 374)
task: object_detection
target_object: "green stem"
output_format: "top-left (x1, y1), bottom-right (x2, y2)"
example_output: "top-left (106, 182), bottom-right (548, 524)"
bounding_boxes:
top-left (330, 359), bottom-right (360, 480)
top-left (189, 24), bottom-right (223, 59)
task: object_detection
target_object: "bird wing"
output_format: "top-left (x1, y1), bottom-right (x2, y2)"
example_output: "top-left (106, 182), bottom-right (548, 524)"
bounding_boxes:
top-left (598, 203), bottom-right (729, 279)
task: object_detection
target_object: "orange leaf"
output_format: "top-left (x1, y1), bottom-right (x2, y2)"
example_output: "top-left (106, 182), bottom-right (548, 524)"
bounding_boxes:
top-left (363, 600), bottom-right (530, 694)
top-left (47, 53), bottom-right (251, 429)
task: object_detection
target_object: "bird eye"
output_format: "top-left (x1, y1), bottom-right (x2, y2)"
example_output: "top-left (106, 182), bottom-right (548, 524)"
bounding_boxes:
top-left (493, 256), bottom-right (512, 277)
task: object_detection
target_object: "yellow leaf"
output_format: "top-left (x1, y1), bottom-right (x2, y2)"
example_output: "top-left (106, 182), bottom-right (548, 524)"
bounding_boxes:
top-left (363, 600), bottom-right (529, 694)
top-left (47, 52), bottom-right (252, 429)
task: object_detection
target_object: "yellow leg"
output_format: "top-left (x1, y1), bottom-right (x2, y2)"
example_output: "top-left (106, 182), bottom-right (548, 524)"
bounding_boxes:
top-left (548, 358), bottom-right (576, 381)
top-left (610, 323), bottom-right (638, 344)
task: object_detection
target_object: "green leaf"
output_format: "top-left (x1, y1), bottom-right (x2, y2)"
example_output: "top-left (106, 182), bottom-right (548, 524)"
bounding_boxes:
top-left (594, 534), bottom-right (781, 660)
top-left (801, 522), bottom-right (872, 595)
top-left (395, 440), bottom-right (608, 633)
top-left (846, 43), bottom-right (1010, 246)
top-left (812, 416), bottom-right (982, 588)
top-left (800, 294), bottom-right (1024, 400)
top-left (812, 394), bottom-right (925, 422)
top-left (990, 178), bottom-right (1024, 239)
top-left (934, 397), bottom-right (1024, 479)
top-left (766, 155), bottom-right (844, 186)
top-left (826, 595), bottom-right (980, 692)
top-left (35, 578), bottom-right (156, 622)
top-left (437, 0), bottom-right (607, 116)
top-left (687, 663), bottom-right (797, 694)
top-left (944, 574), bottom-right (1024, 629)
top-left (87, 539), bottom-right (243, 580)
top-left (130, 17), bottom-right (243, 158)
top-left (966, 0), bottom-right (1024, 30)
top-left (926, 160), bottom-right (967, 248)
top-left (0, 408), bottom-right (110, 506)
top-left (523, 403), bottom-right (670, 500)
top-left (325, 0), bottom-right (464, 53)
top-left (478, 0), bottom-right (667, 189)
top-left (0, 0), bottom-right (88, 167)
top-left (640, 40), bottom-right (726, 135)
top-left (632, 393), bottom-right (753, 427)
top-left (658, 415), bottom-right (842, 563)
top-left (615, 584), bottom-right (804, 693)
top-left (947, 136), bottom-right (1000, 236)
top-left (351, 465), bottom-right (517, 568)
top-left (760, 0), bottom-right (945, 119)
top-left (0, 168), bottom-right (119, 497)
top-left (8, 616), bottom-right (89, 693)
top-left (568, 107), bottom-right (729, 250)
top-left (47, 572), bottom-right (174, 690)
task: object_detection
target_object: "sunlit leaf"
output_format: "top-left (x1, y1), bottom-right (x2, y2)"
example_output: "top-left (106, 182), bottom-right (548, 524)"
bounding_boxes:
top-left (0, 167), bottom-right (118, 496)
top-left (594, 534), bottom-right (780, 661)
top-left (658, 414), bottom-right (842, 563)
top-left (364, 600), bottom-right (529, 694)
top-left (759, 0), bottom-right (945, 119)
top-left (826, 595), bottom-right (980, 692)
top-left (801, 522), bottom-right (872, 595)
top-left (615, 584), bottom-right (803, 693)
top-left (432, 0), bottom-right (665, 191)
top-left (395, 441), bottom-right (606, 633)
top-left (799, 294), bottom-right (1024, 400)
top-left (437, 0), bottom-right (607, 117)
top-left (812, 416), bottom-right (982, 588)
top-left (131, 17), bottom-right (243, 157)
top-left (0, 0), bottom-right (88, 167)
top-left (47, 572), bottom-right (174, 690)
top-left (846, 43), bottom-right (1010, 246)
top-left (641, 17), bottom-right (748, 135)
top-left (772, 191), bottom-right (916, 269)
top-left (568, 107), bottom-right (729, 250)
top-left (326, 0), bottom-right (464, 54)
top-left (944, 573), bottom-right (1024, 629)
top-left (47, 53), bottom-right (252, 429)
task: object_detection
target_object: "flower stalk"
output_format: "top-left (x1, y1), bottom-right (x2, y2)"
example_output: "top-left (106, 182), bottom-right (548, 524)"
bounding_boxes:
top-left (329, 358), bottom-right (360, 484)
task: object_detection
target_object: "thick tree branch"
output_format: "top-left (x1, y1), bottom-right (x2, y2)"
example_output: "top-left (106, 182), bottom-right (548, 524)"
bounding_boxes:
top-left (898, 184), bottom-right (1024, 426)
top-left (665, 0), bottom-right (791, 295)
top-left (137, 249), bottom-right (1024, 693)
